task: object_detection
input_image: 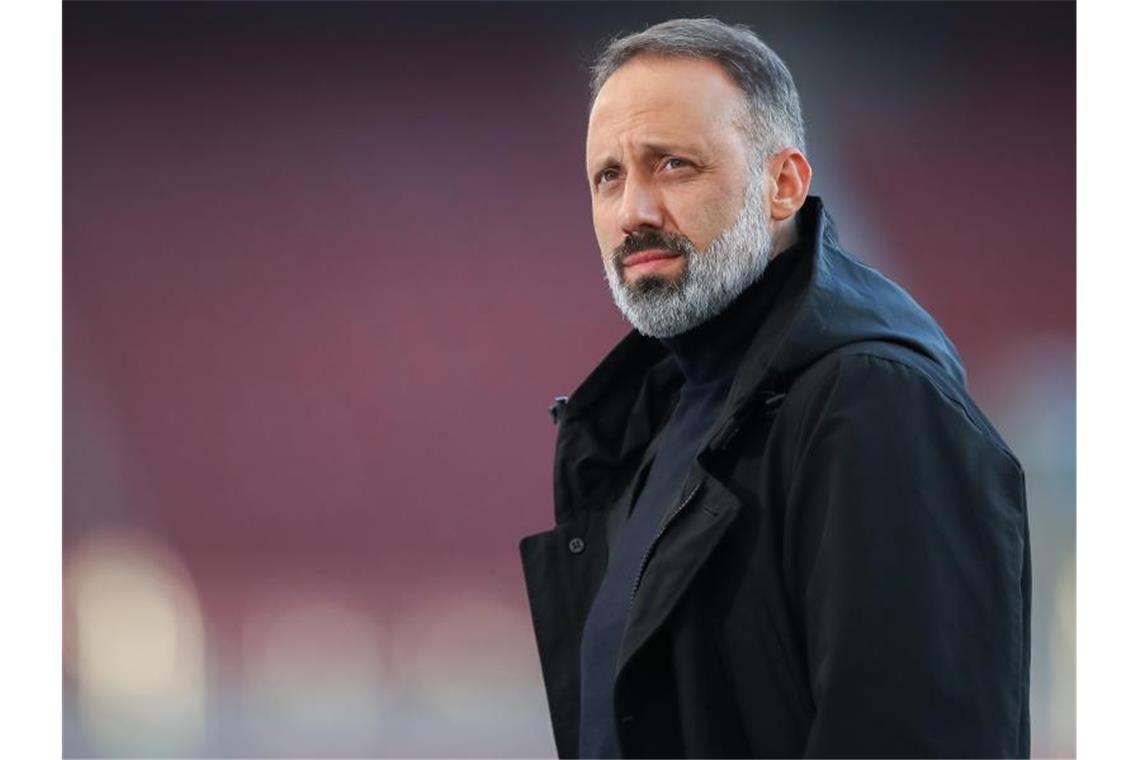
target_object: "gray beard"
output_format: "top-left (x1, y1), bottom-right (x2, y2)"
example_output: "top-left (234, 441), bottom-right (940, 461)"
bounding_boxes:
top-left (603, 173), bottom-right (774, 339)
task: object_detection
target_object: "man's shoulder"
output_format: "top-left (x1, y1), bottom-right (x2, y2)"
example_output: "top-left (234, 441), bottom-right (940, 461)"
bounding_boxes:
top-left (774, 341), bottom-right (1019, 471)
top-left (794, 339), bottom-right (961, 399)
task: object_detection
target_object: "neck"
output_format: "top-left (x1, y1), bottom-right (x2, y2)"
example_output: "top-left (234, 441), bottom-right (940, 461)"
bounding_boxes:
top-left (769, 216), bottom-right (799, 260)
top-left (660, 272), bottom-right (769, 386)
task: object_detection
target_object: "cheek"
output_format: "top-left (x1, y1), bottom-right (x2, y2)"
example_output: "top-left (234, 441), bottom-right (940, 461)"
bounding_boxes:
top-left (672, 189), bottom-right (740, 250)
top-left (592, 205), bottom-right (619, 258)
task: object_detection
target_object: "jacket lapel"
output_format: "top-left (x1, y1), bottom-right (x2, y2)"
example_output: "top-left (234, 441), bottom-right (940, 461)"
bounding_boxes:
top-left (520, 509), bottom-right (611, 758)
top-left (617, 471), bottom-right (743, 674)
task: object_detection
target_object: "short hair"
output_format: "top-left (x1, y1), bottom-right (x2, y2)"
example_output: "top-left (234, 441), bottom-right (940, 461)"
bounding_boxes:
top-left (589, 17), bottom-right (806, 159)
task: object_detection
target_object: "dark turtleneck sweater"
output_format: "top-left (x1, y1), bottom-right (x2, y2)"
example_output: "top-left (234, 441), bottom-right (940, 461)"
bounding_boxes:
top-left (577, 238), bottom-right (805, 759)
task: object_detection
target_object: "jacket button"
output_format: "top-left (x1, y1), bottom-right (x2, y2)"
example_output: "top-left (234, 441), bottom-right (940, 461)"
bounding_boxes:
top-left (568, 537), bottom-right (585, 554)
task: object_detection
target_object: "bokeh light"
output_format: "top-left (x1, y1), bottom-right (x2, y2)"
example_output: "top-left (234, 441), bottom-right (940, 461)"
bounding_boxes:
top-left (388, 581), bottom-right (550, 756)
top-left (239, 593), bottom-right (392, 756)
top-left (64, 528), bottom-right (206, 757)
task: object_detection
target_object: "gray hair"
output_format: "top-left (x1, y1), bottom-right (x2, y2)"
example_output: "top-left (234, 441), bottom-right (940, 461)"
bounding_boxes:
top-left (589, 18), bottom-right (806, 160)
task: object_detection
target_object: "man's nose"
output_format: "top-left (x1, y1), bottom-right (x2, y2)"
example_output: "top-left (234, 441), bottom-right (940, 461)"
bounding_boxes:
top-left (618, 175), bottom-right (664, 234)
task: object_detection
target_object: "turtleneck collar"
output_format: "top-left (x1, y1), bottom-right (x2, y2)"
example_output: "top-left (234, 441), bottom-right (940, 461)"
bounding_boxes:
top-left (660, 234), bottom-right (807, 388)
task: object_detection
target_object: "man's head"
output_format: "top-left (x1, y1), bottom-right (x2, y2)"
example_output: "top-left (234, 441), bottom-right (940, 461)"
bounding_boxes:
top-left (586, 18), bottom-right (812, 337)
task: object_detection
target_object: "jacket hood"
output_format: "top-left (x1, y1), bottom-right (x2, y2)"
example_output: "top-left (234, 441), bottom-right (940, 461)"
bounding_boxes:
top-left (551, 196), bottom-right (965, 521)
top-left (734, 195), bottom-right (966, 400)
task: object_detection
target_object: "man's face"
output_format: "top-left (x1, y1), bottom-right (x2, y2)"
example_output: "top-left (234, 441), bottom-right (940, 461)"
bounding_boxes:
top-left (586, 55), bottom-right (774, 337)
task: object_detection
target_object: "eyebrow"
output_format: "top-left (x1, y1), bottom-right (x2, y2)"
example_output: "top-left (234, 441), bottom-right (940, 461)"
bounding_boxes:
top-left (588, 140), bottom-right (700, 177)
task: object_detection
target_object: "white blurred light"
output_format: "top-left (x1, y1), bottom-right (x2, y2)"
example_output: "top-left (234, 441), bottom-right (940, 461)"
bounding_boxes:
top-left (240, 594), bottom-right (392, 755)
top-left (391, 582), bottom-right (547, 732)
top-left (64, 528), bottom-right (206, 756)
top-left (1050, 555), bottom-right (1077, 750)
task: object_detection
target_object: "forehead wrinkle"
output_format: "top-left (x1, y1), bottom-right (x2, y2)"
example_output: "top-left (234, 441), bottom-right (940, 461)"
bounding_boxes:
top-left (587, 111), bottom-right (713, 175)
top-left (588, 58), bottom-right (745, 129)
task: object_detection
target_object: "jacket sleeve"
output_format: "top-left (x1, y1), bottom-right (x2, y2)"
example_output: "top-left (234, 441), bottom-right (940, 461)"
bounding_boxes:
top-left (784, 354), bottom-right (1030, 758)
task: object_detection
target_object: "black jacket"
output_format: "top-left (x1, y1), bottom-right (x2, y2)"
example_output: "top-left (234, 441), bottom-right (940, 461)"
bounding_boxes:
top-left (520, 197), bottom-right (1031, 758)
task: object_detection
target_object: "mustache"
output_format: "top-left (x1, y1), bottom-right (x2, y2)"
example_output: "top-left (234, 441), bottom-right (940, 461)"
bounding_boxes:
top-left (612, 229), bottom-right (696, 266)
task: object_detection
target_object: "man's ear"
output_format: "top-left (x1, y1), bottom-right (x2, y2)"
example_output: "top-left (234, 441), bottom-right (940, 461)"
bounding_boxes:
top-left (768, 148), bottom-right (812, 222)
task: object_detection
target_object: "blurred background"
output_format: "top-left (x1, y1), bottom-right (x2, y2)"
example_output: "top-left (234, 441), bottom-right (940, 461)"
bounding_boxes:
top-left (63, 2), bottom-right (1074, 757)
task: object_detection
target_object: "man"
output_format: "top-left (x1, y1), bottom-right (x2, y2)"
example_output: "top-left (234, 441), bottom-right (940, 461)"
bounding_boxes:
top-left (519, 18), bottom-right (1030, 759)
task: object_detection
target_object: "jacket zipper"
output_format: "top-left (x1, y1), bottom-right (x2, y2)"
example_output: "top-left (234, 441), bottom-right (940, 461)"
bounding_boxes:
top-left (628, 482), bottom-right (703, 610)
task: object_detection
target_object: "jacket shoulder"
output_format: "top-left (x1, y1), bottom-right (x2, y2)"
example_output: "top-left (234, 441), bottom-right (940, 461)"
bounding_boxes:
top-left (777, 341), bottom-right (1021, 475)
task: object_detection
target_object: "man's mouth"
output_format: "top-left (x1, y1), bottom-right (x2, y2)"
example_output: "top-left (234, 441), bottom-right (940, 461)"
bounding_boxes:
top-left (622, 249), bottom-right (683, 269)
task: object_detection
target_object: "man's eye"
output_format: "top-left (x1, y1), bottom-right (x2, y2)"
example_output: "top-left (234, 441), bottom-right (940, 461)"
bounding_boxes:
top-left (663, 157), bottom-right (689, 170)
top-left (597, 168), bottom-right (620, 185)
